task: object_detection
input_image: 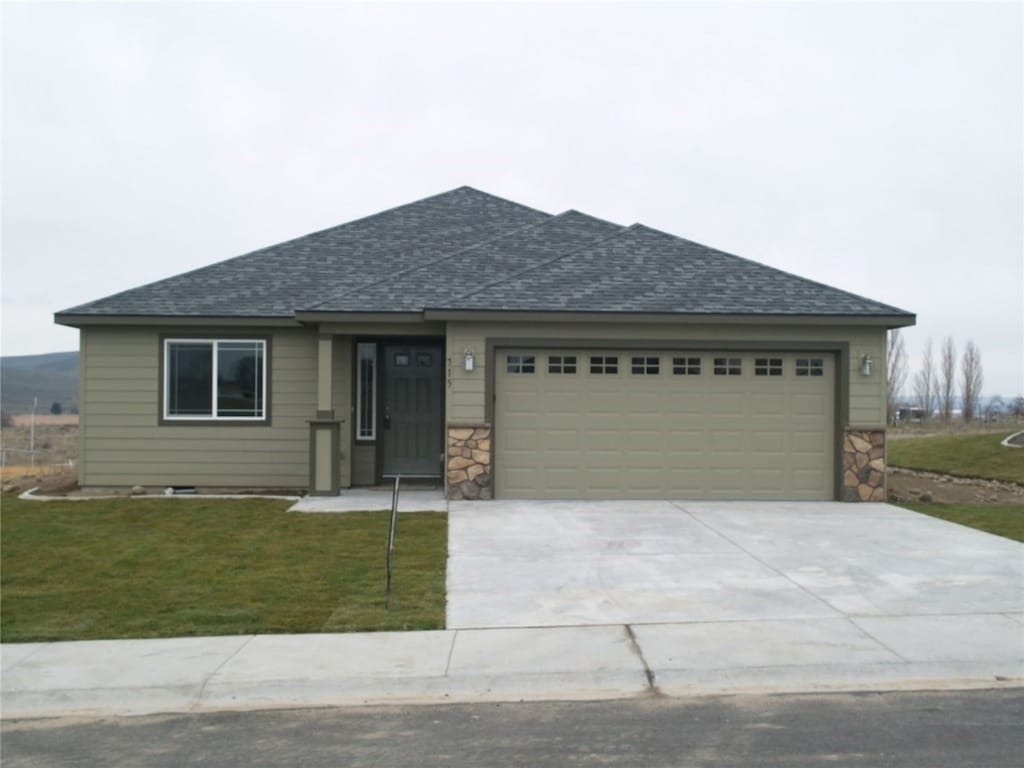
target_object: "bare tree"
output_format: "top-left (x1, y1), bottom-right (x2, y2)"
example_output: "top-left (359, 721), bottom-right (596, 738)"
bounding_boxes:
top-left (886, 329), bottom-right (908, 424)
top-left (912, 338), bottom-right (935, 421)
top-left (939, 336), bottom-right (956, 423)
top-left (1012, 396), bottom-right (1024, 424)
top-left (960, 340), bottom-right (984, 422)
top-left (984, 395), bottom-right (1005, 423)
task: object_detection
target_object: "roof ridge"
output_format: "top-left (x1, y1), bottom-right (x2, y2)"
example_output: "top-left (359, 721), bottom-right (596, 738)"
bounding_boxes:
top-left (301, 211), bottom-right (569, 310)
top-left (631, 223), bottom-right (911, 314)
top-left (436, 223), bottom-right (640, 305)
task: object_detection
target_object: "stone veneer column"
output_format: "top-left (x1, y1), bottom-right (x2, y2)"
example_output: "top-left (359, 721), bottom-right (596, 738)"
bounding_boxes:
top-left (447, 424), bottom-right (492, 500)
top-left (842, 429), bottom-right (886, 502)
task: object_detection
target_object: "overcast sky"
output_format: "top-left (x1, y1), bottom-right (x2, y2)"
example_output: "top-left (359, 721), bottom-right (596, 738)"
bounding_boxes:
top-left (3, 1), bottom-right (1022, 397)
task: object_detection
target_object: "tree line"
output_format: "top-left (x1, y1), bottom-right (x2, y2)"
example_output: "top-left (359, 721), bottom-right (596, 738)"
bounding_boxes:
top-left (886, 331), bottom-right (1020, 424)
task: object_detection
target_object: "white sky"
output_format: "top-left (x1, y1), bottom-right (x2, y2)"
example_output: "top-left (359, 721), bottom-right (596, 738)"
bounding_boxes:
top-left (2, 1), bottom-right (1022, 397)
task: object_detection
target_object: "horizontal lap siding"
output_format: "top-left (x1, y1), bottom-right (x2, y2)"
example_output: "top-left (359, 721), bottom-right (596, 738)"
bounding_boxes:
top-left (80, 327), bottom-right (316, 488)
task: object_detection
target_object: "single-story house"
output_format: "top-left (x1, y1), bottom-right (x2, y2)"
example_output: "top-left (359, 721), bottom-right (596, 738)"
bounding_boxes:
top-left (56, 187), bottom-right (915, 501)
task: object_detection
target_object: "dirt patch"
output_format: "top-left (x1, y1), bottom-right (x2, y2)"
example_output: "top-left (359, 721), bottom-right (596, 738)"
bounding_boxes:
top-left (1007, 432), bottom-right (1024, 447)
top-left (2, 467), bottom-right (79, 495)
top-left (1, 419), bottom-right (78, 470)
top-left (888, 467), bottom-right (1024, 504)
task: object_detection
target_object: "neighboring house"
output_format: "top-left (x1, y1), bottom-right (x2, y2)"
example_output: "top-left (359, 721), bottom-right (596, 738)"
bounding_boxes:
top-left (56, 187), bottom-right (914, 502)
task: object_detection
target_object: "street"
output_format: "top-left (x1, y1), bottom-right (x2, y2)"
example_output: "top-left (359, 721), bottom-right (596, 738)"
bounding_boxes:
top-left (3, 689), bottom-right (1021, 767)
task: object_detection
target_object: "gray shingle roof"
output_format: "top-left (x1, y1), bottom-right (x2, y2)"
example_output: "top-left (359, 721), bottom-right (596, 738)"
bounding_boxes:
top-left (435, 224), bottom-right (912, 316)
top-left (56, 187), bottom-right (913, 322)
top-left (58, 187), bottom-right (549, 318)
top-left (304, 210), bottom-right (624, 313)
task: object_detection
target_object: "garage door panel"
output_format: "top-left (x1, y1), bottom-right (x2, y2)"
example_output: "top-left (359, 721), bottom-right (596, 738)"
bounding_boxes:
top-left (751, 469), bottom-right (785, 491)
top-left (793, 469), bottom-right (827, 492)
top-left (496, 349), bottom-right (834, 500)
top-left (669, 394), bottom-right (706, 414)
top-left (792, 394), bottom-right (828, 415)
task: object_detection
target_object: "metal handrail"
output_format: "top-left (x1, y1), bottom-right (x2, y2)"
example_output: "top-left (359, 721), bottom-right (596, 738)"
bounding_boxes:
top-left (385, 475), bottom-right (400, 608)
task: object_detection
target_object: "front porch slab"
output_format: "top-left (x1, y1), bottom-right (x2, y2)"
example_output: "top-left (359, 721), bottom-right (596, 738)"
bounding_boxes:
top-left (290, 489), bottom-right (448, 513)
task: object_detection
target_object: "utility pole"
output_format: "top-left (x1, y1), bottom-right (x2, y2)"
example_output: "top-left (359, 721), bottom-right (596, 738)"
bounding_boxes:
top-left (30, 396), bottom-right (37, 469)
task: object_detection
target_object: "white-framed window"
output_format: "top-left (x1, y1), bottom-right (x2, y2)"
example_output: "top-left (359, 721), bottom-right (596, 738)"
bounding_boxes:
top-left (164, 339), bottom-right (266, 421)
top-left (356, 342), bottom-right (377, 440)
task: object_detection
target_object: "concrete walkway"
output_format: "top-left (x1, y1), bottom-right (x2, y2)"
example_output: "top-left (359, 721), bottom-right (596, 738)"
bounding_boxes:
top-left (2, 501), bottom-right (1022, 720)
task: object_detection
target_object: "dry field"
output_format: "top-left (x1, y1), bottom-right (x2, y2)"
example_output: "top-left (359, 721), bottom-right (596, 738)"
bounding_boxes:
top-left (1, 414), bottom-right (78, 483)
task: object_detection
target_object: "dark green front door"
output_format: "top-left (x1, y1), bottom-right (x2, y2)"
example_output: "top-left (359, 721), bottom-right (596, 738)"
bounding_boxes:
top-left (381, 343), bottom-right (444, 477)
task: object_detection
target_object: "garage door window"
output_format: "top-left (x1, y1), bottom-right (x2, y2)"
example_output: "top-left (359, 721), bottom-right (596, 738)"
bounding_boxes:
top-left (631, 356), bottom-right (660, 375)
top-left (548, 355), bottom-right (577, 374)
top-left (796, 358), bottom-right (824, 377)
top-left (590, 356), bottom-right (619, 374)
top-left (713, 357), bottom-right (742, 376)
top-left (755, 358), bottom-right (783, 376)
top-left (507, 355), bottom-right (535, 374)
top-left (673, 357), bottom-right (701, 375)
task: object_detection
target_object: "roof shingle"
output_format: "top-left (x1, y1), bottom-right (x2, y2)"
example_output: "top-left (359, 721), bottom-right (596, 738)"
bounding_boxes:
top-left (56, 187), bottom-right (913, 322)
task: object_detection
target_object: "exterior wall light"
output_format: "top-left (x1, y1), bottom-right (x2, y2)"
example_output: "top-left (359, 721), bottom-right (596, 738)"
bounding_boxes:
top-left (860, 354), bottom-right (873, 376)
top-left (464, 350), bottom-right (475, 372)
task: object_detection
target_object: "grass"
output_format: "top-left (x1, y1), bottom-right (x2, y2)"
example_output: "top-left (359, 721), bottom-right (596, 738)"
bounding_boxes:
top-left (898, 502), bottom-right (1024, 543)
top-left (0, 496), bottom-right (447, 643)
top-left (887, 431), bottom-right (1024, 484)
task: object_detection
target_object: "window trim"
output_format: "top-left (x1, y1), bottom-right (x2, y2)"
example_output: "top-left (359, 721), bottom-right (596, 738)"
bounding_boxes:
top-left (160, 336), bottom-right (270, 425)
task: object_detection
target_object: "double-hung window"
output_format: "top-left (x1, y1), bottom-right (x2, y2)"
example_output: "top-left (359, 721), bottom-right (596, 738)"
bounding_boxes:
top-left (164, 339), bottom-right (267, 421)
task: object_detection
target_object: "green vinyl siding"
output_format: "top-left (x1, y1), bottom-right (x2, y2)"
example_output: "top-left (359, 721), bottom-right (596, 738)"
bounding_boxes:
top-left (78, 326), bottom-right (316, 488)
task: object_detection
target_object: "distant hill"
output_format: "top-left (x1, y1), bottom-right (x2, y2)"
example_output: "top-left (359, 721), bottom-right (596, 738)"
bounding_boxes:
top-left (1, 351), bottom-right (79, 415)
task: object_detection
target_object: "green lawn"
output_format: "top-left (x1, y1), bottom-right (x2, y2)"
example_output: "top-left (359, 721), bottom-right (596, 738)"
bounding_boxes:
top-left (898, 502), bottom-right (1024, 543)
top-left (0, 496), bottom-right (447, 643)
top-left (887, 431), bottom-right (1024, 484)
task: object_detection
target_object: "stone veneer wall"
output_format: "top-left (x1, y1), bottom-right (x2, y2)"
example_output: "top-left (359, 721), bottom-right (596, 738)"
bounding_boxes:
top-left (447, 424), bottom-right (492, 500)
top-left (843, 429), bottom-right (886, 502)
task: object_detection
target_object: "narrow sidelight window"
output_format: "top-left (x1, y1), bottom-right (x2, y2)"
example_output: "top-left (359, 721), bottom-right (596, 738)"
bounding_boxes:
top-left (357, 342), bottom-right (376, 440)
top-left (165, 339), bottom-right (266, 420)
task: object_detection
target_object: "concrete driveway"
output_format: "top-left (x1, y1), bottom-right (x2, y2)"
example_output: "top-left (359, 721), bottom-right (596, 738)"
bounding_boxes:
top-left (447, 499), bottom-right (1023, 631)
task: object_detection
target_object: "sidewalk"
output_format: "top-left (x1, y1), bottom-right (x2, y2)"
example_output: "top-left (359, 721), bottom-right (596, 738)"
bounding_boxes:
top-left (3, 616), bottom-right (1021, 720)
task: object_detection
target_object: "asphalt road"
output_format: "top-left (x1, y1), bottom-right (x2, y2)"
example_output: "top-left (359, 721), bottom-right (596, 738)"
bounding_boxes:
top-left (2, 689), bottom-right (1022, 767)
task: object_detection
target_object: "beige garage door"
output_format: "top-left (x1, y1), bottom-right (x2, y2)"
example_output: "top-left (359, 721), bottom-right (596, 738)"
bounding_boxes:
top-left (495, 350), bottom-right (835, 500)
